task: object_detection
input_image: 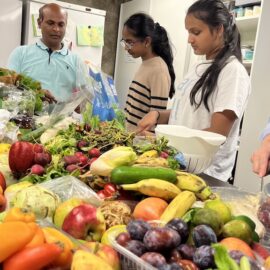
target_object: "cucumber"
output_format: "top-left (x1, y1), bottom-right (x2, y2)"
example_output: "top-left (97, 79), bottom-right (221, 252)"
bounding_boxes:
top-left (111, 166), bottom-right (177, 184)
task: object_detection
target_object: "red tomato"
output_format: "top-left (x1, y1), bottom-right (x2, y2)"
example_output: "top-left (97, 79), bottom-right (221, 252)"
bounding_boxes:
top-left (97, 189), bottom-right (112, 199)
top-left (0, 171), bottom-right (6, 191)
top-left (104, 183), bottom-right (117, 195)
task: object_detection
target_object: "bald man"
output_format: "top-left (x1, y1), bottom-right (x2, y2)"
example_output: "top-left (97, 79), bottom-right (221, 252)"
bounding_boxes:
top-left (8, 3), bottom-right (86, 103)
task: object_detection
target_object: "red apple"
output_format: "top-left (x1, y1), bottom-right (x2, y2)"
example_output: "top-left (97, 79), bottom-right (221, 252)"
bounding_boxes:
top-left (62, 203), bottom-right (106, 241)
top-left (53, 198), bottom-right (86, 228)
top-left (0, 172), bottom-right (6, 191)
top-left (0, 193), bottom-right (6, 212)
top-left (252, 242), bottom-right (270, 260)
top-left (83, 241), bottom-right (120, 270)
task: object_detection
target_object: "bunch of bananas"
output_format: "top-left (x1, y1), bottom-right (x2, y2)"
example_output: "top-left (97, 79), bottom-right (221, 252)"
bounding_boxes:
top-left (120, 170), bottom-right (217, 223)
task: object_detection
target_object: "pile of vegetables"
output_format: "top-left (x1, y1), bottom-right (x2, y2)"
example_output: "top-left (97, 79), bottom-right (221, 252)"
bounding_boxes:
top-left (0, 67), bottom-right (44, 113)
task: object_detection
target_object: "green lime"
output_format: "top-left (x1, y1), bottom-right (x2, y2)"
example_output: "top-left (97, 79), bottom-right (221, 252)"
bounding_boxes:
top-left (204, 199), bottom-right (232, 224)
top-left (252, 231), bottom-right (260, 242)
top-left (232, 215), bottom-right (256, 231)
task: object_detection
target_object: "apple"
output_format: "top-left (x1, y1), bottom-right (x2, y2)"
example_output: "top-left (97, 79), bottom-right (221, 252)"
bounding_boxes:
top-left (0, 172), bottom-right (6, 192)
top-left (53, 197), bottom-right (85, 228)
top-left (252, 242), bottom-right (270, 260)
top-left (83, 241), bottom-right (120, 270)
top-left (62, 203), bottom-right (106, 241)
top-left (0, 193), bottom-right (6, 212)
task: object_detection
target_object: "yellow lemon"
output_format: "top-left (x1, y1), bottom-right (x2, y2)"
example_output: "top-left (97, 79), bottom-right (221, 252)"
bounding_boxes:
top-left (101, 224), bottom-right (127, 246)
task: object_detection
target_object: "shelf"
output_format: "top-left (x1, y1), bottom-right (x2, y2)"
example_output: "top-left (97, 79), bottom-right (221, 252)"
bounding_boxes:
top-left (236, 15), bottom-right (260, 32)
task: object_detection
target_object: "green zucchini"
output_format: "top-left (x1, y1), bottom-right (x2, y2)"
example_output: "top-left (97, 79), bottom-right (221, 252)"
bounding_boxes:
top-left (111, 166), bottom-right (177, 185)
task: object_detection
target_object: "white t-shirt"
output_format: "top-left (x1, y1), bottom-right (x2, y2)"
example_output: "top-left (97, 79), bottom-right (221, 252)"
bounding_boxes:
top-left (169, 57), bottom-right (251, 181)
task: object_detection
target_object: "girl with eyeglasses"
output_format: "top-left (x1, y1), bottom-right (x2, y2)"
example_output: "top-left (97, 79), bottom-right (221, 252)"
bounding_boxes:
top-left (137, 0), bottom-right (251, 182)
top-left (121, 13), bottom-right (175, 132)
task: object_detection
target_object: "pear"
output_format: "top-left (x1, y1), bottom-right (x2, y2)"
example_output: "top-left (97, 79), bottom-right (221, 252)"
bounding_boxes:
top-left (53, 197), bottom-right (85, 228)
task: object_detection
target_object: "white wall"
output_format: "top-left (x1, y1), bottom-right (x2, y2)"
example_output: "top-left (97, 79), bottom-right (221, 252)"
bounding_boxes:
top-left (234, 0), bottom-right (270, 191)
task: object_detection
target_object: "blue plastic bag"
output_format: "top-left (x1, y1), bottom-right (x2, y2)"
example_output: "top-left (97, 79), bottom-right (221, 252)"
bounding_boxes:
top-left (87, 63), bottom-right (119, 121)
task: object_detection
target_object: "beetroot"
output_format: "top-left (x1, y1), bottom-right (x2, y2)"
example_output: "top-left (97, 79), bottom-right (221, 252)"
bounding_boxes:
top-left (31, 164), bottom-right (45, 175)
top-left (63, 155), bottom-right (79, 166)
top-left (34, 152), bottom-right (52, 166)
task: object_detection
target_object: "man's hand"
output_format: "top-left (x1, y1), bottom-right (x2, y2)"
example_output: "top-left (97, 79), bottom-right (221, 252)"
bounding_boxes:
top-left (41, 89), bottom-right (57, 103)
top-left (251, 135), bottom-right (270, 177)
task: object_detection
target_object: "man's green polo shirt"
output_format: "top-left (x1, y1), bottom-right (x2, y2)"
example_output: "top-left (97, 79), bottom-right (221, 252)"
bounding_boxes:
top-left (8, 40), bottom-right (85, 102)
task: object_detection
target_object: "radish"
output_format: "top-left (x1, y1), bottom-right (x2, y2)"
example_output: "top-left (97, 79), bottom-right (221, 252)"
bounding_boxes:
top-left (31, 164), bottom-right (45, 175)
top-left (34, 152), bottom-right (52, 166)
top-left (33, 144), bottom-right (44, 153)
top-left (78, 155), bottom-right (88, 166)
top-left (77, 140), bottom-right (89, 150)
top-left (88, 148), bottom-right (101, 158)
top-left (66, 164), bottom-right (80, 172)
top-left (63, 155), bottom-right (79, 166)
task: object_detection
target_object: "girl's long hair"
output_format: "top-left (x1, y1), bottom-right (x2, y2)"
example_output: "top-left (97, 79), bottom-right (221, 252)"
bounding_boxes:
top-left (188, 0), bottom-right (242, 111)
top-left (124, 13), bottom-right (176, 98)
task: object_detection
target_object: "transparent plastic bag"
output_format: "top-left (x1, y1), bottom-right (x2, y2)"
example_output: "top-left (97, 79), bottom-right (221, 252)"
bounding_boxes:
top-left (40, 175), bottom-right (102, 207)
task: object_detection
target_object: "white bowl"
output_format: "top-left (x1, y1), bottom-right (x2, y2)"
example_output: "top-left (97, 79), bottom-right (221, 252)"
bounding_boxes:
top-left (155, 125), bottom-right (226, 174)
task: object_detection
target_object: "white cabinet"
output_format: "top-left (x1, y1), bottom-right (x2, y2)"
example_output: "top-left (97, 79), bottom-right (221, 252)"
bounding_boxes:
top-left (234, 0), bottom-right (270, 191)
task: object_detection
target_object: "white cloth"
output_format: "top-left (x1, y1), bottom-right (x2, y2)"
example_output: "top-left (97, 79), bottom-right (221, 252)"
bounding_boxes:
top-left (169, 57), bottom-right (251, 181)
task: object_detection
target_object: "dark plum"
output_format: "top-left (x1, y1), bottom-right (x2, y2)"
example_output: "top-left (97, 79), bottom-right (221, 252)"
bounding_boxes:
top-left (192, 224), bottom-right (217, 247)
top-left (166, 218), bottom-right (188, 243)
top-left (158, 263), bottom-right (183, 270)
top-left (127, 220), bottom-right (151, 241)
top-left (141, 252), bottom-right (166, 268)
top-left (177, 244), bottom-right (196, 260)
top-left (193, 245), bottom-right (215, 269)
top-left (229, 251), bottom-right (261, 270)
top-left (143, 227), bottom-right (181, 252)
top-left (229, 250), bottom-right (245, 264)
top-left (125, 240), bottom-right (147, 257)
top-left (168, 248), bottom-right (182, 263)
top-left (116, 232), bottom-right (131, 247)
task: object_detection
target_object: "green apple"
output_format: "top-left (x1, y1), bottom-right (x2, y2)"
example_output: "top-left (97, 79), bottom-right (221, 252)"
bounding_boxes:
top-left (53, 197), bottom-right (85, 228)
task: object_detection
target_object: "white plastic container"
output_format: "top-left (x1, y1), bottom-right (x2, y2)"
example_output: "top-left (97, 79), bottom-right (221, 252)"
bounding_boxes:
top-left (155, 125), bottom-right (226, 174)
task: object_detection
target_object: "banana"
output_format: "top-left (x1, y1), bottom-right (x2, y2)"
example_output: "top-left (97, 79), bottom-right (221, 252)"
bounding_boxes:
top-left (195, 186), bottom-right (217, 201)
top-left (160, 190), bottom-right (196, 222)
top-left (0, 143), bottom-right (11, 154)
top-left (121, 179), bottom-right (181, 201)
top-left (139, 150), bottom-right (159, 158)
top-left (176, 171), bottom-right (206, 192)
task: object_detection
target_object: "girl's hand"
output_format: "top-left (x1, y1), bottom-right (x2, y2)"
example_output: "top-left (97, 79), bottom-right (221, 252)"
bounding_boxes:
top-left (251, 135), bottom-right (270, 177)
top-left (136, 110), bottom-right (160, 135)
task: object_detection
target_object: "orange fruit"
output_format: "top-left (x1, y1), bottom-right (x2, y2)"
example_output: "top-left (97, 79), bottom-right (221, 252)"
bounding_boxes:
top-left (133, 197), bottom-right (168, 221)
top-left (220, 237), bottom-right (255, 259)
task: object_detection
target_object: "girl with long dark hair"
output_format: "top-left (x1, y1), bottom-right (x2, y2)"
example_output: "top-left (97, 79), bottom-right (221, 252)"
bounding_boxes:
top-left (121, 13), bottom-right (175, 132)
top-left (137, 0), bottom-right (251, 181)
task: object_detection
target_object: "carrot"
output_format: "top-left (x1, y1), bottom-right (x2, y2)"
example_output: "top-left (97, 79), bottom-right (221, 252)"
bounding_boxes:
top-left (0, 221), bottom-right (35, 262)
top-left (3, 243), bottom-right (62, 270)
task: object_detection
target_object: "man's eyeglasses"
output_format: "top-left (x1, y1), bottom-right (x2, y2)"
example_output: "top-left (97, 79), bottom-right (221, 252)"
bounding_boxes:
top-left (120, 38), bottom-right (142, 50)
